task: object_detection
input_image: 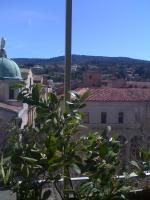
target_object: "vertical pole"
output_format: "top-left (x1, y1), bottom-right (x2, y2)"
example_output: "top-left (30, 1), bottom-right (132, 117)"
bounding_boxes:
top-left (64, 0), bottom-right (72, 103)
top-left (64, 1), bottom-right (73, 198)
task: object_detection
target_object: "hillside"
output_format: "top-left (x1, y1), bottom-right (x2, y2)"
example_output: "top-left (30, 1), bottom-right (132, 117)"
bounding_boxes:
top-left (13, 55), bottom-right (150, 80)
top-left (13, 55), bottom-right (150, 66)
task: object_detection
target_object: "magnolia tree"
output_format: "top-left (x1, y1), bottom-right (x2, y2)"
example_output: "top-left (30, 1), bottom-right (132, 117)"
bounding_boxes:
top-left (0, 85), bottom-right (130, 200)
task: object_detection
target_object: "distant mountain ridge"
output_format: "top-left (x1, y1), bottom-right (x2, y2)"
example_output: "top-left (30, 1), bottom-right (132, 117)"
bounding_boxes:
top-left (13, 55), bottom-right (150, 66)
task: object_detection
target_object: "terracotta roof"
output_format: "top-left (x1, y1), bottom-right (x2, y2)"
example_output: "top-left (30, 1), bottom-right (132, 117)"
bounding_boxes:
top-left (0, 102), bottom-right (22, 113)
top-left (75, 88), bottom-right (150, 102)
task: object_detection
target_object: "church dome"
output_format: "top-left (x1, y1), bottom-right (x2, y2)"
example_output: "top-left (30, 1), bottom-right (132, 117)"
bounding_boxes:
top-left (0, 57), bottom-right (22, 80)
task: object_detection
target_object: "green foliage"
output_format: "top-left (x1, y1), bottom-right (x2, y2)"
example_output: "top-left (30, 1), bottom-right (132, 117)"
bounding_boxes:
top-left (0, 84), bottom-right (130, 199)
top-left (78, 131), bottom-right (129, 200)
top-left (131, 148), bottom-right (150, 177)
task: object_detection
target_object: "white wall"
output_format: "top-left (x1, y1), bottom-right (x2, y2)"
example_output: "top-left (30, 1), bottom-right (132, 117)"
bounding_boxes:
top-left (24, 69), bottom-right (33, 89)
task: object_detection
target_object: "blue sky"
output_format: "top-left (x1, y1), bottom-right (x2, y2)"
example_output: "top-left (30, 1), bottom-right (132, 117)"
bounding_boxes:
top-left (1, 0), bottom-right (150, 60)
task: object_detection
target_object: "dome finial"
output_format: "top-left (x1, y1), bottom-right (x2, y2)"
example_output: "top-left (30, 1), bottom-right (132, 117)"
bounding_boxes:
top-left (0, 37), bottom-right (7, 58)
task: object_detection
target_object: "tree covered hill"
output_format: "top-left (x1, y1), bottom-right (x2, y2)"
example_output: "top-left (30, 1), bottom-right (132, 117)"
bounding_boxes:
top-left (13, 55), bottom-right (150, 80)
top-left (13, 54), bottom-right (150, 66)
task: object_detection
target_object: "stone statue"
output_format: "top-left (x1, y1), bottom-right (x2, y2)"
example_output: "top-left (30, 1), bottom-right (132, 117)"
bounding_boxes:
top-left (0, 37), bottom-right (7, 58)
top-left (0, 37), bottom-right (5, 49)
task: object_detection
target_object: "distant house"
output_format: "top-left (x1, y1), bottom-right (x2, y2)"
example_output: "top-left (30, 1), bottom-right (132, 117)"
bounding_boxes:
top-left (101, 79), bottom-right (126, 88)
top-left (126, 81), bottom-right (150, 88)
top-left (83, 70), bottom-right (101, 87)
top-left (76, 87), bottom-right (150, 163)
top-left (33, 74), bottom-right (43, 84)
top-left (32, 65), bottom-right (44, 74)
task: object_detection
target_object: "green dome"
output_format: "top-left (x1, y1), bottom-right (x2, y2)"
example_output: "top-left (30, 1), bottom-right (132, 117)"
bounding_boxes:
top-left (0, 57), bottom-right (22, 80)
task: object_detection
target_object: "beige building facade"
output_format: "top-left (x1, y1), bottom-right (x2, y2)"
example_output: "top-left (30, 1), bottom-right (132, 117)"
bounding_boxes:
top-left (77, 87), bottom-right (150, 163)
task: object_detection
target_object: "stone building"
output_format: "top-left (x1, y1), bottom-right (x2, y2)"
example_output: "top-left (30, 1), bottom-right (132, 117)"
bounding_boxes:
top-left (126, 81), bottom-right (150, 88)
top-left (77, 87), bottom-right (150, 163)
top-left (83, 70), bottom-right (101, 87)
top-left (0, 38), bottom-right (32, 147)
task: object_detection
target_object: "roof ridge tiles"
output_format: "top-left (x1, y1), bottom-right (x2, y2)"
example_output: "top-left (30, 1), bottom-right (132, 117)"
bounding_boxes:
top-left (75, 87), bottom-right (150, 102)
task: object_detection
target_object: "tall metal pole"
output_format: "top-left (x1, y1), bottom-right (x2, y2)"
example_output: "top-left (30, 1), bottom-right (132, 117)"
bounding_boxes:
top-left (64, 0), bottom-right (72, 103)
top-left (64, 1), bottom-right (72, 198)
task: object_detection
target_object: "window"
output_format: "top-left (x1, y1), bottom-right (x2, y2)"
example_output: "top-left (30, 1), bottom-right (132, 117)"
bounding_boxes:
top-left (101, 112), bottom-right (107, 124)
top-left (118, 112), bottom-right (124, 124)
top-left (89, 75), bottom-right (92, 80)
top-left (83, 112), bottom-right (89, 123)
top-left (130, 136), bottom-right (142, 160)
top-left (9, 88), bottom-right (15, 99)
top-left (30, 78), bottom-right (32, 88)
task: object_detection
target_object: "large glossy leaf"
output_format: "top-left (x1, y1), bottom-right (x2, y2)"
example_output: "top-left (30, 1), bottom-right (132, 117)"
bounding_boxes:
top-left (42, 189), bottom-right (51, 200)
top-left (71, 163), bottom-right (81, 174)
top-left (20, 156), bottom-right (38, 163)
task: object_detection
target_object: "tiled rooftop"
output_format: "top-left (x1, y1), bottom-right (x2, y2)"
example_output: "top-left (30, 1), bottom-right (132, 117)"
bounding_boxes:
top-left (75, 88), bottom-right (150, 102)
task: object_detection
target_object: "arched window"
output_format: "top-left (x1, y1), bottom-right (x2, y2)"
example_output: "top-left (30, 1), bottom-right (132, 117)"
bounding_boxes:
top-left (89, 75), bottom-right (92, 80)
top-left (118, 135), bottom-right (126, 145)
top-left (118, 135), bottom-right (127, 171)
top-left (9, 87), bottom-right (15, 99)
top-left (130, 136), bottom-right (143, 161)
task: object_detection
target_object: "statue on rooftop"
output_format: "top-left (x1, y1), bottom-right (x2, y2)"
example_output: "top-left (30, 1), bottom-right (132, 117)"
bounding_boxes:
top-left (0, 37), bottom-right (5, 49)
top-left (0, 37), bottom-right (7, 58)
